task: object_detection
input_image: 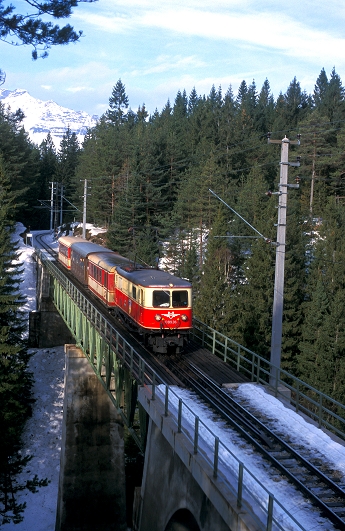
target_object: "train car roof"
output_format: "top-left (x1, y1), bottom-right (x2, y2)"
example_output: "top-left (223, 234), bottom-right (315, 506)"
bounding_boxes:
top-left (69, 240), bottom-right (113, 258)
top-left (117, 266), bottom-right (192, 288)
top-left (88, 252), bottom-right (132, 270)
top-left (58, 235), bottom-right (89, 247)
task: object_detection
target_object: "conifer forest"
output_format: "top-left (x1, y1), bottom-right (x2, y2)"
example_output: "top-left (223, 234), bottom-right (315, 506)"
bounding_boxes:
top-left (1, 69), bottom-right (345, 512)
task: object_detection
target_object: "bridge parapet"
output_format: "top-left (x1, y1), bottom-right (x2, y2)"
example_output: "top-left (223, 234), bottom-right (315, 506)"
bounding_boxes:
top-left (136, 385), bottom-right (305, 531)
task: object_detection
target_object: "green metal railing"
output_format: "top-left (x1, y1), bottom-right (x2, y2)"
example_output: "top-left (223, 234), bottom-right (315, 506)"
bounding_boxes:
top-left (191, 317), bottom-right (345, 441)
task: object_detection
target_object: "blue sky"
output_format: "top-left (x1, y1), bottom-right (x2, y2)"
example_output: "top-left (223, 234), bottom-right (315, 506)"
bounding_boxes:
top-left (1, 0), bottom-right (345, 117)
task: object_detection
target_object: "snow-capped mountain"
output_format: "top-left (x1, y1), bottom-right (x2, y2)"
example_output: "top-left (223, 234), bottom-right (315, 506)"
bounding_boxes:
top-left (0, 88), bottom-right (98, 148)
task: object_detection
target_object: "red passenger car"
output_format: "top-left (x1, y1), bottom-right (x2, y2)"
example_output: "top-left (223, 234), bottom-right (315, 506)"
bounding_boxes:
top-left (58, 236), bottom-right (193, 354)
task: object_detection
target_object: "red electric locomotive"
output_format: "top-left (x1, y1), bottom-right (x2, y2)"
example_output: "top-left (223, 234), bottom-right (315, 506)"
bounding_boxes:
top-left (58, 236), bottom-right (192, 354)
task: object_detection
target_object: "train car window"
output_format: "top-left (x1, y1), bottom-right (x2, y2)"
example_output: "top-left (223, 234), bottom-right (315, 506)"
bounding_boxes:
top-left (94, 266), bottom-right (101, 283)
top-left (172, 290), bottom-right (188, 307)
top-left (132, 285), bottom-right (137, 300)
top-left (153, 290), bottom-right (170, 307)
top-left (118, 277), bottom-right (122, 290)
top-left (60, 245), bottom-right (68, 257)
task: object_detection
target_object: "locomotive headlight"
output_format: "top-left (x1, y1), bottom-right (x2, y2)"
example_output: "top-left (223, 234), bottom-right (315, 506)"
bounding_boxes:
top-left (181, 314), bottom-right (188, 321)
top-left (155, 314), bottom-right (162, 321)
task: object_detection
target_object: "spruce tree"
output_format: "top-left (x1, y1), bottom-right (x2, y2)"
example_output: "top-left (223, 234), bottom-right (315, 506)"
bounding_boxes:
top-left (299, 199), bottom-right (345, 398)
top-left (255, 79), bottom-right (275, 134)
top-left (56, 127), bottom-right (81, 222)
top-left (325, 67), bottom-right (345, 122)
top-left (280, 192), bottom-right (308, 373)
top-left (0, 102), bottom-right (41, 229)
top-left (226, 169), bottom-right (277, 357)
top-left (313, 68), bottom-right (329, 112)
top-left (38, 134), bottom-right (58, 228)
top-left (272, 78), bottom-right (311, 132)
top-left (0, 156), bottom-right (47, 524)
top-left (194, 208), bottom-right (231, 330)
top-left (105, 79), bottom-right (130, 125)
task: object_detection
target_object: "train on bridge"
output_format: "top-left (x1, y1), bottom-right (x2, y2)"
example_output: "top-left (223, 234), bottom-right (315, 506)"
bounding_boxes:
top-left (58, 236), bottom-right (193, 354)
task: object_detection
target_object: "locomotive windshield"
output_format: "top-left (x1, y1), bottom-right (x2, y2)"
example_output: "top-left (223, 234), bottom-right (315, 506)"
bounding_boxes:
top-left (153, 290), bottom-right (189, 308)
top-left (172, 290), bottom-right (188, 307)
top-left (153, 290), bottom-right (170, 307)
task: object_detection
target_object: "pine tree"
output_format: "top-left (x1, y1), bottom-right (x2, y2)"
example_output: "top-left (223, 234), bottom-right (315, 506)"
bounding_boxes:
top-left (105, 79), bottom-right (130, 125)
top-left (272, 78), bottom-right (311, 132)
top-left (255, 79), bottom-right (275, 134)
top-left (0, 156), bottom-right (47, 524)
top-left (299, 199), bottom-right (345, 397)
top-left (228, 171), bottom-right (276, 357)
top-left (76, 118), bottom-right (131, 227)
top-left (325, 67), bottom-right (345, 122)
top-left (240, 79), bottom-right (257, 130)
top-left (0, 0), bottom-right (97, 59)
top-left (37, 134), bottom-right (58, 228)
top-left (107, 169), bottom-right (146, 257)
top-left (313, 68), bottom-right (329, 112)
top-left (281, 192), bottom-right (308, 373)
top-left (194, 208), bottom-right (232, 329)
top-left (0, 102), bottom-right (41, 229)
top-left (188, 87), bottom-right (199, 116)
top-left (297, 110), bottom-right (337, 217)
top-left (55, 127), bottom-right (81, 224)
top-left (298, 277), bottom-right (331, 386)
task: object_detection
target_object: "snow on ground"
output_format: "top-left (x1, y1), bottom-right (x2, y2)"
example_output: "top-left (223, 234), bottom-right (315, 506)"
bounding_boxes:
top-left (235, 383), bottom-right (345, 478)
top-left (3, 224), bottom-right (345, 530)
top-left (3, 346), bottom-right (65, 531)
top-left (2, 225), bottom-right (64, 530)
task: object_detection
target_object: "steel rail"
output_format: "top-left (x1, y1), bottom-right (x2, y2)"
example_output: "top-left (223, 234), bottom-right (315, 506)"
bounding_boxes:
top-left (172, 359), bottom-right (345, 530)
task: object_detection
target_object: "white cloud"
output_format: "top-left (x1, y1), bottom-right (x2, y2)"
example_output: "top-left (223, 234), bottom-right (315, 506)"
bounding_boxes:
top-left (139, 9), bottom-right (345, 64)
top-left (130, 55), bottom-right (206, 76)
top-left (66, 86), bottom-right (95, 93)
top-left (92, 0), bottom-right (247, 10)
top-left (73, 4), bottom-right (345, 66)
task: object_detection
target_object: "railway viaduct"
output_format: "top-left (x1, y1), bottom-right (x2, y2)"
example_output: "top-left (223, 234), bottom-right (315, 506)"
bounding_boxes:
top-left (31, 247), bottom-right (295, 531)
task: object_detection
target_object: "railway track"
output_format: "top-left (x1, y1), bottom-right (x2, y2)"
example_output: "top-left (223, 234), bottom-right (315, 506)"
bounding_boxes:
top-left (166, 358), bottom-right (345, 530)
top-left (35, 232), bottom-right (58, 258)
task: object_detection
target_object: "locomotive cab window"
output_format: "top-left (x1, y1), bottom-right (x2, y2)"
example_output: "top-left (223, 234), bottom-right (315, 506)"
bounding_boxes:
top-left (172, 290), bottom-right (188, 307)
top-left (153, 290), bottom-right (170, 307)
